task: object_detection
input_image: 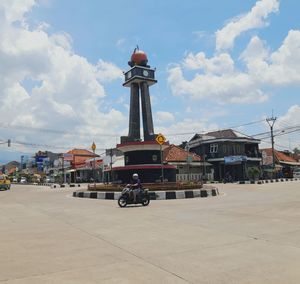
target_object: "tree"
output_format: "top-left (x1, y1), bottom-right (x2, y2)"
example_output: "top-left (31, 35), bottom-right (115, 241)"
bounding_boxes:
top-left (292, 148), bottom-right (300, 155)
top-left (247, 166), bottom-right (261, 181)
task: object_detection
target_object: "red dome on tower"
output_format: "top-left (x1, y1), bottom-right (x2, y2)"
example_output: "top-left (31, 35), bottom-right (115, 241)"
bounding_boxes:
top-left (131, 50), bottom-right (147, 65)
top-left (128, 46), bottom-right (148, 67)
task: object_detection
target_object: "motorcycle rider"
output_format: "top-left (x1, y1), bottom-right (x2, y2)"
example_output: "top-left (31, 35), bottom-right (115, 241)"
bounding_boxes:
top-left (131, 173), bottom-right (142, 203)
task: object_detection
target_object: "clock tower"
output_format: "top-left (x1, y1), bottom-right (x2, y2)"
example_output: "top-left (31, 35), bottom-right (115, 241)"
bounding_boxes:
top-left (113, 47), bottom-right (176, 183)
top-left (121, 47), bottom-right (157, 142)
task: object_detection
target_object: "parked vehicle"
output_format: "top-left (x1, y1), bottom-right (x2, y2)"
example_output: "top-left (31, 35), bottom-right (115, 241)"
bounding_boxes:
top-left (20, 177), bottom-right (27, 184)
top-left (293, 168), bottom-right (300, 179)
top-left (0, 175), bottom-right (11, 190)
top-left (13, 177), bottom-right (18, 182)
top-left (45, 177), bottom-right (54, 183)
top-left (118, 186), bottom-right (150, 208)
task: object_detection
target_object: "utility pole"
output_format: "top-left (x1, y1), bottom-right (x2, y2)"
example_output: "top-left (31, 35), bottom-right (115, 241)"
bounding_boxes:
top-left (266, 115), bottom-right (277, 172)
top-left (91, 142), bottom-right (96, 186)
top-left (61, 154), bottom-right (64, 184)
top-left (109, 148), bottom-right (113, 183)
top-left (186, 143), bottom-right (191, 182)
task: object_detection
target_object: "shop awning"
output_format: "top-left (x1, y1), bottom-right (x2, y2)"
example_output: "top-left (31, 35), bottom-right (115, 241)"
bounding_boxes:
top-left (279, 161), bottom-right (300, 166)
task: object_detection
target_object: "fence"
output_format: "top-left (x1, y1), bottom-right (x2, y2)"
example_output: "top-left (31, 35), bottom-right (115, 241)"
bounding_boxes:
top-left (176, 173), bottom-right (214, 182)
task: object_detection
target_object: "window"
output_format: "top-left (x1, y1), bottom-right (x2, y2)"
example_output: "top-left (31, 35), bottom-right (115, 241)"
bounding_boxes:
top-left (210, 144), bottom-right (218, 153)
top-left (125, 156), bottom-right (129, 164)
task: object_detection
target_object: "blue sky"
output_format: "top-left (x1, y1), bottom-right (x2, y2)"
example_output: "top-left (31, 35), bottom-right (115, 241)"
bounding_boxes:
top-left (0, 0), bottom-right (300, 163)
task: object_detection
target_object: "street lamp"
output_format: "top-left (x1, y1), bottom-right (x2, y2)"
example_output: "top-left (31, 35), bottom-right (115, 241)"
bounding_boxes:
top-left (91, 142), bottom-right (96, 187)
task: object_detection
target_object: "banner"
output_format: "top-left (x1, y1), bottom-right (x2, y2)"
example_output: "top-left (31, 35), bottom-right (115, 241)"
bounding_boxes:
top-left (224, 156), bottom-right (247, 164)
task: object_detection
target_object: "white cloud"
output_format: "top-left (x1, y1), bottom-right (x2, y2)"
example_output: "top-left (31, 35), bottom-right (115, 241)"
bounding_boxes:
top-left (96, 59), bottom-right (123, 83)
top-left (155, 111), bottom-right (175, 124)
top-left (168, 65), bottom-right (268, 104)
top-left (156, 119), bottom-right (219, 145)
top-left (259, 105), bottom-right (300, 150)
top-left (183, 52), bottom-right (234, 74)
top-left (216, 0), bottom-right (279, 51)
top-left (168, 0), bottom-right (300, 105)
top-left (0, 0), bottom-right (36, 23)
top-left (274, 105), bottom-right (300, 150)
top-left (276, 105), bottom-right (300, 131)
top-left (242, 31), bottom-right (300, 85)
top-left (0, 1), bottom-right (126, 153)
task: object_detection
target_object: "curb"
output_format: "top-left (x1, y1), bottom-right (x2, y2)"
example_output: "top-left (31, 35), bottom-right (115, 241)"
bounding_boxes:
top-left (239, 178), bottom-right (299, 184)
top-left (51, 184), bottom-right (81, 189)
top-left (12, 182), bottom-right (54, 187)
top-left (73, 188), bottom-right (219, 200)
top-left (13, 183), bottom-right (82, 188)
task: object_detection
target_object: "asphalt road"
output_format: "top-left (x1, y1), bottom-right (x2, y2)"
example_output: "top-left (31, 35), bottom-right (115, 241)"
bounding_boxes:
top-left (1, 182), bottom-right (300, 283)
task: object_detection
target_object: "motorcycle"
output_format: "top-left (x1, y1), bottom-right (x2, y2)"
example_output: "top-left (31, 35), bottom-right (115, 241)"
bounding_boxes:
top-left (118, 185), bottom-right (150, 207)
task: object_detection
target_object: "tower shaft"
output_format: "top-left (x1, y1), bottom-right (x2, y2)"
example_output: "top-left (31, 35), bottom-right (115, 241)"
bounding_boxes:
top-left (128, 83), bottom-right (140, 140)
top-left (140, 82), bottom-right (154, 141)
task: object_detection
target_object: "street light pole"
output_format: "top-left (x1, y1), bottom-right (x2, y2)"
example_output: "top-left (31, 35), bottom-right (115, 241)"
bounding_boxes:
top-left (109, 148), bottom-right (113, 183)
top-left (186, 143), bottom-right (191, 181)
top-left (160, 144), bottom-right (164, 182)
top-left (91, 142), bottom-right (96, 187)
top-left (266, 115), bottom-right (277, 171)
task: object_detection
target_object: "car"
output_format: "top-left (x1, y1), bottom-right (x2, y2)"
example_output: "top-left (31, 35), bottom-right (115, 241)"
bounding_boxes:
top-left (20, 177), bottom-right (27, 184)
top-left (13, 177), bottom-right (18, 182)
top-left (293, 168), bottom-right (300, 179)
top-left (0, 175), bottom-right (11, 190)
top-left (45, 177), bottom-right (52, 183)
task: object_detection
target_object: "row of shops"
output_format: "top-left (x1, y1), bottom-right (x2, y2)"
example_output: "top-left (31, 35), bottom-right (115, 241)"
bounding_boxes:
top-left (7, 129), bottom-right (300, 183)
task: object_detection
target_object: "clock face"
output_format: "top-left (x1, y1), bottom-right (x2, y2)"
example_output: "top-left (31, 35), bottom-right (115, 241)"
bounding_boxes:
top-left (152, 154), bottom-right (157, 162)
top-left (143, 70), bottom-right (149, 77)
top-left (127, 71), bottom-right (132, 79)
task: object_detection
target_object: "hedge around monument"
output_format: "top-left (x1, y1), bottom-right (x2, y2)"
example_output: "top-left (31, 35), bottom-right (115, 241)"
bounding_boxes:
top-left (87, 182), bottom-right (203, 192)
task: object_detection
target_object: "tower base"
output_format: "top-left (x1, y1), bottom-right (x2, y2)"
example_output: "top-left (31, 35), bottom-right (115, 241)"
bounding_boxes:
top-left (114, 141), bottom-right (176, 184)
top-left (113, 165), bottom-right (177, 184)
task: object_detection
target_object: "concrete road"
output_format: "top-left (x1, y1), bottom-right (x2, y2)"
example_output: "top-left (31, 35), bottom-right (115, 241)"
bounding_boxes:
top-left (1, 182), bottom-right (300, 284)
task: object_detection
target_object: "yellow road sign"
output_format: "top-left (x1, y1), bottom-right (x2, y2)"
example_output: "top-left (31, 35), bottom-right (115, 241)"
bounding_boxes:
top-left (91, 142), bottom-right (96, 152)
top-left (156, 133), bottom-right (166, 145)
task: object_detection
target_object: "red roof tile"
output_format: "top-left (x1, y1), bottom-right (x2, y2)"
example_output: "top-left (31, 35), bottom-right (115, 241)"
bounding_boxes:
top-left (67, 149), bottom-right (97, 156)
top-left (66, 149), bottom-right (99, 168)
top-left (261, 148), bottom-right (297, 163)
top-left (164, 145), bottom-right (202, 162)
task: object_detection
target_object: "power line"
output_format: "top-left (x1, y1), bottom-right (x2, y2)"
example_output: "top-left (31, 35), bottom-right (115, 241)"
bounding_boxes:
top-left (165, 119), bottom-right (266, 137)
top-left (0, 123), bottom-right (120, 138)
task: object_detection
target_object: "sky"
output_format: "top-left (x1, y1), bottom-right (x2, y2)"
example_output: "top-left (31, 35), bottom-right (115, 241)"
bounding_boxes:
top-left (0, 0), bottom-right (300, 163)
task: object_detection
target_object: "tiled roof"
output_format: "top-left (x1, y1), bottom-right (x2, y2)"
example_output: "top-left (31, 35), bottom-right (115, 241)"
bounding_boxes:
top-left (261, 148), bottom-right (297, 163)
top-left (205, 129), bottom-right (238, 139)
top-left (190, 129), bottom-right (255, 141)
top-left (7, 167), bottom-right (17, 175)
top-left (164, 145), bottom-right (202, 162)
top-left (293, 154), bottom-right (300, 162)
top-left (67, 149), bottom-right (97, 156)
top-left (66, 149), bottom-right (99, 168)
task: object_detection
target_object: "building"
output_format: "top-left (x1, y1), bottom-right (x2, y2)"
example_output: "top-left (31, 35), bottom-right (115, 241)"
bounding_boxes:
top-left (261, 148), bottom-right (300, 178)
top-left (65, 149), bottom-right (100, 182)
top-left (163, 144), bottom-right (213, 181)
top-left (188, 129), bottom-right (261, 181)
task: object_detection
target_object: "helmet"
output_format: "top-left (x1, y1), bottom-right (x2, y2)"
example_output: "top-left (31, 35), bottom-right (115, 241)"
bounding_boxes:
top-left (132, 173), bottom-right (139, 180)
